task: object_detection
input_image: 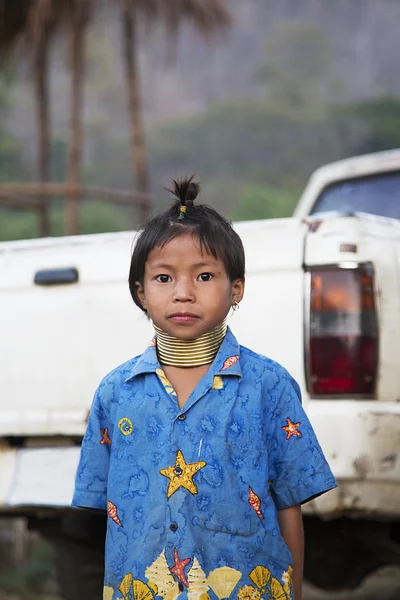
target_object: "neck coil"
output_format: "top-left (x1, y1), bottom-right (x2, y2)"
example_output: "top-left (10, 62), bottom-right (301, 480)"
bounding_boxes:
top-left (154, 321), bottom-right (227, 367)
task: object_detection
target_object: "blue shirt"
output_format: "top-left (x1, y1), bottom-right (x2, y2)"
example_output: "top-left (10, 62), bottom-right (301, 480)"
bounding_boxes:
top-left (73, 328), bottom-right (337, 600)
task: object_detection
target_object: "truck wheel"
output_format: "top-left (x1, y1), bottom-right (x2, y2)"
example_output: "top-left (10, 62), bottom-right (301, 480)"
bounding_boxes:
top-left (28, 510), bottom-right (106, 600)
top-left (303, 517), bottom-right (400, 590)
top-left (56, 537), bottom-right (104, 600)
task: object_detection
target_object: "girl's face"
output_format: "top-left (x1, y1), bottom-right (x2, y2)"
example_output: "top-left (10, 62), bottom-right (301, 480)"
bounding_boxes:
top-left (136, 233), bottom-right (244, 339)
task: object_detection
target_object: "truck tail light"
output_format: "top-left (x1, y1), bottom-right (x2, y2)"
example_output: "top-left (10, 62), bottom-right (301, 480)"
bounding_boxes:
top-left (306, 264), bottom-right (378, 397)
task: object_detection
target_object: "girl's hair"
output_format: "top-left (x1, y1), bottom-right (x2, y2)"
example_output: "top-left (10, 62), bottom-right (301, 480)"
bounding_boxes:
top-left (129, 175), bottom-right (245, 312)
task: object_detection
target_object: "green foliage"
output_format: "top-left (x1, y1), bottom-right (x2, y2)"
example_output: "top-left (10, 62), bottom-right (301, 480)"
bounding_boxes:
top-left (233, 183), bottom-right (299, 221)
top-left (256, 21), bottom-right (335, 108)
top-left (335, 96), bottom-right (400, 155)
top-left (0, 201), bottom-right (131, 242)
top-left (0, 70), bottom-right (26, 182)
top-left (148, 96), bottom-right (347, 191)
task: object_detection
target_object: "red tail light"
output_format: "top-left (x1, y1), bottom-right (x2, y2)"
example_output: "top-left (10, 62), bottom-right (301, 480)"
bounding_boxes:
top-left (306, 264), bottom-right (378, 397)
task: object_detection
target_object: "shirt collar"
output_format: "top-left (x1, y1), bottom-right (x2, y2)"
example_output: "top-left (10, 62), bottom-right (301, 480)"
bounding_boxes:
top-left (124, 326), bottom-right (242, 383)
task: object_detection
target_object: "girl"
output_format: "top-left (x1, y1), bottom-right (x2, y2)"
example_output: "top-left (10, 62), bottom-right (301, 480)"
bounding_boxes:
top-left (73, 177), bottom-right (337, 600)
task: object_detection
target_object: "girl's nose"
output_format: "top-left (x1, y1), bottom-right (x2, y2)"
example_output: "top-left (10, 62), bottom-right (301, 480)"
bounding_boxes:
top-left (173, 280), bottom-right (195, 302)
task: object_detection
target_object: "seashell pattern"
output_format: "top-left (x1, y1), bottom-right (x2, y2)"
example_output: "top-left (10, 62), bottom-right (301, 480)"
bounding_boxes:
top-left (207, 566), bottom-right (242, 599)
top-left (236, 585), bottom-right (261, 600)
top-left (248, 566), bottom-right (271, 593)
top-left (145, 551), bottom-right (180, 600)
top-left (119, 573), bottom-right (133, 599)
top-left (188, 557), bottom-right (209, 600)
top-left (133, 580), bottom-right (154, 600)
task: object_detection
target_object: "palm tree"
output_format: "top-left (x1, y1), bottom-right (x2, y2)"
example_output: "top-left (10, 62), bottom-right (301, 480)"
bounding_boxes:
top-left (28, 0), bottom-right (60, 237)
top-left (120, 0), bottom-right (231, 220)
top-left (2, 0), bottom-right (66, 236)
top-left (64, 0), bottom-right (91, 236)
top-left (1, 0), bottom-right (231, 235)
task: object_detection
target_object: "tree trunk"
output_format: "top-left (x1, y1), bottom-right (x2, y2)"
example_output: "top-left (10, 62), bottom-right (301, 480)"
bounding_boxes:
top-left (34, 34), bottom-right (51, 238)
top-left (121, 0), bottom-right (150, 222)
top-left (65, 4), bottom-right (86, 236)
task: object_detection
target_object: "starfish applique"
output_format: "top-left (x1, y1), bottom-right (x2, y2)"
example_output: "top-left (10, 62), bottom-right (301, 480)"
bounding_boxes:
top-left (107, 501), bottom-right (123, 527)
top-left (160, 450), bottom-right (206, 499)
top-left (99, 427), bottom-right (112, 445)
top-left (281, 418), bottom-right (302, 441)
top-left (169, 547), bottom-right (190, 587)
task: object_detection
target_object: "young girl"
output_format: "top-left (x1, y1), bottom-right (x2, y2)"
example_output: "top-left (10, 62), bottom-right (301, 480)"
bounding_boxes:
top-left (73, 177), bottom-right (337, 600)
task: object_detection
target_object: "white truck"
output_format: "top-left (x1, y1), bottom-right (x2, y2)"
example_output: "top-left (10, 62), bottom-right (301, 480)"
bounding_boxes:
top-left (1, 149), bottom-right (400, 598)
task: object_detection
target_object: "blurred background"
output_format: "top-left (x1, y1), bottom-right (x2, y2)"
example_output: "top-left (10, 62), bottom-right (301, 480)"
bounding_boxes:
top-left (1, 1), bottom-right (400, 599)
top-left (1, 0), bottom-right (400, 242)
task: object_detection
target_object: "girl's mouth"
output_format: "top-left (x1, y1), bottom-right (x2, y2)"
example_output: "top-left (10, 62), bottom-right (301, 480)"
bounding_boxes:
top-left (168, 313), bottom-right (200, 324)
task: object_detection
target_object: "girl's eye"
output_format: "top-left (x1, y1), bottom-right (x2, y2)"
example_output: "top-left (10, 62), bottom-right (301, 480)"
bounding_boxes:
top-left (156, 274), bottom-right (172, 283)
top-left (197, 272), bottom-right (213, 282)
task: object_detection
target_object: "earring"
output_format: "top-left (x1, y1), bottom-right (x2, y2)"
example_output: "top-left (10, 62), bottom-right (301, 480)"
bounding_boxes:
top-left (232, 301), bottom-right (240, 312)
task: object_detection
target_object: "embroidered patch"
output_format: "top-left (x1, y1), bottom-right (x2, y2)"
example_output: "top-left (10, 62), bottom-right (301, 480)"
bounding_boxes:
top-left (156, 368), bottom-right (177, 396)
top-left (99, 427), bottom-right (112, 445)
top-left (248, 486), bottom-right (264, 519)
top-left (220, 355), bottom-right (239, 371)
top-left (281, 417), bottom-right (302, 440)
top-left (169, 548), bottom-right (190, 587)
top-left (212, 375), bottom-right (224, 389)
top-left (160, 450), bottom-right (206, 499)
top-left (107, 500), bottom-right (123, 527)
top-left (118, 417), bottom-right (133, 436)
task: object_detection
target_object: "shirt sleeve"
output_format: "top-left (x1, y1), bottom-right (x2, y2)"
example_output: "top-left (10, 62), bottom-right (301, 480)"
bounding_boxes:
top-left (72, 380), bottom-right (112, 511)
top-left (267, 372), bottom-right (337, 510)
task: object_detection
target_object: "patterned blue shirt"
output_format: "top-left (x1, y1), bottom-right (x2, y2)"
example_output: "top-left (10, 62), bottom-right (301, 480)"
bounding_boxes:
top-left (73, 328), bottom-right (337, 600)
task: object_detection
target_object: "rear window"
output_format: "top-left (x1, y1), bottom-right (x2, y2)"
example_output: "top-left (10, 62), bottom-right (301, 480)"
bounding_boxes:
top-left (310, 171), bottom-right (400, 219)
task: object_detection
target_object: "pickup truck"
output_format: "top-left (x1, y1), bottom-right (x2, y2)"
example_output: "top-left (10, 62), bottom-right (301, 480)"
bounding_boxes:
top-left (1, 149), bottom-right (399, 598)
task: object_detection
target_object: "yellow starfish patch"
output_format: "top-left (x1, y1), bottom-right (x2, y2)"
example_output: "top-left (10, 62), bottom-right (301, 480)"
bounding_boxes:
top-left (160, 450), bottom-right (206, 499)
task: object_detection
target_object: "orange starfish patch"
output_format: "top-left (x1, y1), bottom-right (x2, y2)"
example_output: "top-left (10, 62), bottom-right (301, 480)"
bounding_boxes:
top-left (281, 418), bottom-right (302, 441)
top-left (248, 486), bottom-right (264, 519)
top-left (99, 427), bottom-right (112, 445)
top-left (169, 548), bottom-right (190, 587)
top-left (107, 501), bottom-right (123, 527)
top-left (220, 355), bottom-right (239, 371)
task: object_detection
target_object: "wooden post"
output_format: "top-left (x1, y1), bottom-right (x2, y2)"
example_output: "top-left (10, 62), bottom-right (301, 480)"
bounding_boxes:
top-left (121, 0), bottom-right (151, 222)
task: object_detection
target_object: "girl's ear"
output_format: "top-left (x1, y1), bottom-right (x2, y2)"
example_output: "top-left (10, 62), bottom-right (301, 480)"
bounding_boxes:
top-left (135, 281), bottom-right (147, 310)
top-left (231, 278), bottom-right (245, 305)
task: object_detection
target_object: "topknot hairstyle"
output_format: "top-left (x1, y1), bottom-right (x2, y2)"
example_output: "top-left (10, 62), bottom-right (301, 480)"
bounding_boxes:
top-left (166, 175), bottom-right (200, 220)
top-left (129, 176), bottom-right (245, 312)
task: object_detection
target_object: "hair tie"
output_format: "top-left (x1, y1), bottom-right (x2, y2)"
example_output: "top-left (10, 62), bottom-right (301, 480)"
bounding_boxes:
top-left (178, 205), bottom-right (187, 220)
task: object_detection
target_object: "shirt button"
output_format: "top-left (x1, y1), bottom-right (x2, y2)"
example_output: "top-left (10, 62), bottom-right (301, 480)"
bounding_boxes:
top-left (177, 413), bottom-right (186, 421)
top-left (170, 522), bottom-right (178, 532)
